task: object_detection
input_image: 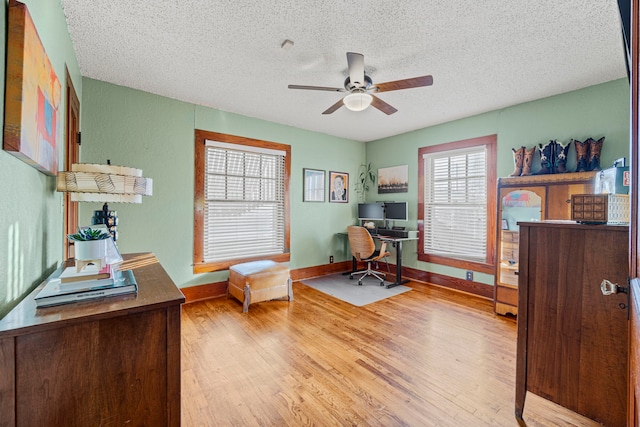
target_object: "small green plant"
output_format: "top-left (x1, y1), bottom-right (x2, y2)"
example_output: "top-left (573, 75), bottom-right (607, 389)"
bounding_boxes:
top-left (67, 228), bottom-right (110, 242)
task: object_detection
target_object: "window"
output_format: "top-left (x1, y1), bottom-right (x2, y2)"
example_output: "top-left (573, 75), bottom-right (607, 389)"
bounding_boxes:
top-left (194, 130), bottom-right (291, 273)
top-left (418, 135), bottom-right (496, 273)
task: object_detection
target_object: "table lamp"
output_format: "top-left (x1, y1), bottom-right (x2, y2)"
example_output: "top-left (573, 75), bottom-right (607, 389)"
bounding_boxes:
top-left (56, 161), bottom-right (153, 240)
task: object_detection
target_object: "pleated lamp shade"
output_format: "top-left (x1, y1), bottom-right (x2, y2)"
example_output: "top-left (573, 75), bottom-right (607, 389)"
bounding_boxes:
top-left (57, 163), bottom-right (153, 203)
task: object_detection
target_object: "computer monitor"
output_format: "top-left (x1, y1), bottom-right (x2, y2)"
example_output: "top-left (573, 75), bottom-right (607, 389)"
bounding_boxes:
top-left (384, 201), bottom-right (408, 221)
top-left (357, 203), bottom-right (384, 220)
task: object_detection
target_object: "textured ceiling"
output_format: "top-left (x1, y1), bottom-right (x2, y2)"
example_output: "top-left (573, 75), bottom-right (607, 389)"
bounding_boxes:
top-left (60, 0), bottom-right (627, 142)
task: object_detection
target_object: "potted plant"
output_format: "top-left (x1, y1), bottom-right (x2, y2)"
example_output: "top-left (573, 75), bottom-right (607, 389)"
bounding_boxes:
top-left (67, 228), bottom-right (111, 260)
top-left (356, 162), bottom-right (376, 202)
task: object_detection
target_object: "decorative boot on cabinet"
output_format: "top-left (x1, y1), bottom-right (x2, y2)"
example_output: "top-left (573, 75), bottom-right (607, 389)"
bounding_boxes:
top-left (521, 146), bottom-right (536, 176)
top-left (587, 136), bottom-right (604, 171)
top-left (554, 140), bottom-right (571, 173)
top-left (508, 146), bottom-right (525, 177)
top-left (574, 139), bottom-right (590, 172)
top-left (536, 140), bottom-right (555, 174)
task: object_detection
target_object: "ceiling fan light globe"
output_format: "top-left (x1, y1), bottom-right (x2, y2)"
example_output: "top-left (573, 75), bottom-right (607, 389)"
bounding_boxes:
top-left (343, 93), bottom-right (373, 112)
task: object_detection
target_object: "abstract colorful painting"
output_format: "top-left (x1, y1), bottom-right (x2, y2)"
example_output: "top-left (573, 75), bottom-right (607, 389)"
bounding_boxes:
top-left (3, 1), bottom-right (61, 176)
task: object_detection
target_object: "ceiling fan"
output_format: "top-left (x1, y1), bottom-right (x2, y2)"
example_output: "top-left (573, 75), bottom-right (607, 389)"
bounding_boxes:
top-left (288, 52), bottom-right (433, 115)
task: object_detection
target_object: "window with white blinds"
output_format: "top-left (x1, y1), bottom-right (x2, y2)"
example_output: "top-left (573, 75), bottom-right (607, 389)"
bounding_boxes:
top-left (203, 140), bottom-right (286, 263)
top-left (423, 145), bottom-right (488, 262)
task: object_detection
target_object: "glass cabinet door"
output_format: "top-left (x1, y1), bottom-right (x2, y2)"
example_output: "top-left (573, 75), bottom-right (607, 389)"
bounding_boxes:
top-left (499, 189), bottom-right (542, 289)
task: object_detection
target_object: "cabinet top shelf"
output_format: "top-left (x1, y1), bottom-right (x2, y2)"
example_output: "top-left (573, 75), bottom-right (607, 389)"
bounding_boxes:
top-left (498, 171), bottom-right (597, 186)
top-left (518, 220), bottom-right (629, 232)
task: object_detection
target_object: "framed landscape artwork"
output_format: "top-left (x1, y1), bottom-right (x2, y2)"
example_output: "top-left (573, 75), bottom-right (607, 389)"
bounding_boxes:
top-left (378, 165), bottom-right (408, 193)
top-left (3, 1), bottom-right (61, 176)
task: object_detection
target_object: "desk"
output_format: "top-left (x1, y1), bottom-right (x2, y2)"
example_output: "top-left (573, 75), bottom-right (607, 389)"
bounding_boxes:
top-left (371, 234), bottom-right (417, 288)
top-left (338, 232), bottom-right (417, 289)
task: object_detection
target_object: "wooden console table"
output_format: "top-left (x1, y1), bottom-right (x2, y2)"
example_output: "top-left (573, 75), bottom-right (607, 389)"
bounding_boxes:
top-left (0, 253), bottom-right (185, 427)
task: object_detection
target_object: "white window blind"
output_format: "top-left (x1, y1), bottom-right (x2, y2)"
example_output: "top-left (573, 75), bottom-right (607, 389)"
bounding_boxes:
top-left (204, 140), bottom-right (286, 262)
top-left (423, 145), bottom-right (487, 262)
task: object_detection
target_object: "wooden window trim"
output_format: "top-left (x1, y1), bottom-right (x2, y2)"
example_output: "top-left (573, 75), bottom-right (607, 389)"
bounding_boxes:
top-left (193, 130), bottom-right (291, 273)
top-left (417, 134), bottom-right (497, 275)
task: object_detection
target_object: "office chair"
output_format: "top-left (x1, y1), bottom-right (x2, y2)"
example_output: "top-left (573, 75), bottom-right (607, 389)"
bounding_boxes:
top-left (346, 225), bottom-right (391, 286)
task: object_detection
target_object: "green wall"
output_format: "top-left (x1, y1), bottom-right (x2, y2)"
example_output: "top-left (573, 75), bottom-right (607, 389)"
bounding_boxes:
top-left (0, 0), bottom-right (81, 318)
top-left (0, 0), bottom-right (631, 320)
top-left (79, 78), bottom-right (629, 290)
top-left (79, 79), bottom-right (364, 288)
top-left (365, 78), bottom-right (630, 284)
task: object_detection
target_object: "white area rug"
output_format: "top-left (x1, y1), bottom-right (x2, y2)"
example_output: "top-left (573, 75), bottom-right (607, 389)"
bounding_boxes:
top-left (300, 274), bottom-right (411, 307)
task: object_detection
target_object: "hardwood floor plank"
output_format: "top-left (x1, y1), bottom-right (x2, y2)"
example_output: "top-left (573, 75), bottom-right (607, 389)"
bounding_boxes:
top-left (181, 280), bottom-right (602, 426)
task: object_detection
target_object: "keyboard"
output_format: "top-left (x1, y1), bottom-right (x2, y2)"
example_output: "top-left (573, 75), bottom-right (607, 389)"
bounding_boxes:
top-left (375, 228), bottom-right (411, 238)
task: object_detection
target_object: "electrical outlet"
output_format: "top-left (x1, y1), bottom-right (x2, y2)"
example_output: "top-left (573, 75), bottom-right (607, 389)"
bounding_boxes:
top-left (466, 271), bottom-right (473, 281)
top-left (329, 256), bottom-right (334, 264)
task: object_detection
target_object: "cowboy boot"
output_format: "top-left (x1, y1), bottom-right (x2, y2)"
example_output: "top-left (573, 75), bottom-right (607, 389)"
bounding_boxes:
top-left (508, 146), bottom-right (525, 177)
top-left (587, 136), bottom-right (604, 171)
top-left (521, 146), bottom-right (536, 176)
top-left (574, 139), bottom-right (590, 172)
top-left (536, 140), bottom-right (554, 174)
top-left (554, 140), bottom-right (571, 174)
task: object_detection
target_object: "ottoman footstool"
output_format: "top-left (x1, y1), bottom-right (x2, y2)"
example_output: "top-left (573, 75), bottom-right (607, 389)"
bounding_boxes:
top-left (228, 260), bottom-right (292, 313)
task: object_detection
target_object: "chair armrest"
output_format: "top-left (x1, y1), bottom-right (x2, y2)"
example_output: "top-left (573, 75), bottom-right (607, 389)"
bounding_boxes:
top-left (378, 241), bottom-right (387, 255)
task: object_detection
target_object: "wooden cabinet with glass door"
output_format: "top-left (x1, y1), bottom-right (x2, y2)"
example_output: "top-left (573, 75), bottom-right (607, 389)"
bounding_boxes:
top-left (496, 187), bottom-right (544, 315)
top-left (494, 172), bottom-right (596, 315)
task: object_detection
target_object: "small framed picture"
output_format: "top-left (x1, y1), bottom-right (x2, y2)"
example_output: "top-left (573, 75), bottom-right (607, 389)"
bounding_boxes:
top-left (502, 219), bottom-right (509, 230)
top-left (329, 171), bottom-right (349, 203)
top-left (303, 168), bottom-right (325, 202)
top-left (378, 165), bottom-right (408, 193)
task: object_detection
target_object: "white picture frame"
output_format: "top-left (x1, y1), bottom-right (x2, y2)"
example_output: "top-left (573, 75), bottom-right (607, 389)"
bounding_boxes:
top-left (303, 168), bottom-right (325, 202)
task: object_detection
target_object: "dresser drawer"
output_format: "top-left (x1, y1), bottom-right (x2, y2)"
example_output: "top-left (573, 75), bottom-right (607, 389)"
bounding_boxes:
top-left (496, 284), bottom-right (518, 306)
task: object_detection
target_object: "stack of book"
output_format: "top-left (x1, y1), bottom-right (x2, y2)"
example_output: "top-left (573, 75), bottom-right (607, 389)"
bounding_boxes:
top-left (35, 264), bottom-right (138, 308)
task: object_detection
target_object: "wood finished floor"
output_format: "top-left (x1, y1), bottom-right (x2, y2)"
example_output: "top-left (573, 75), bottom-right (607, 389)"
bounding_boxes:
top-left (181, 279), bottom-right (602, 426)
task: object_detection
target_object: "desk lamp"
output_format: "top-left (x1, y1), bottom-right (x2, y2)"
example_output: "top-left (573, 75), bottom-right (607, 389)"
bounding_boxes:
top-left (56, 161), bottom-right (153, 240)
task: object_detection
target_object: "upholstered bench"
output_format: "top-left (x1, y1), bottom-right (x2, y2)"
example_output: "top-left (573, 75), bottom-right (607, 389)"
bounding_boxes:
top-left (228, 260), bottom-right (293, 313)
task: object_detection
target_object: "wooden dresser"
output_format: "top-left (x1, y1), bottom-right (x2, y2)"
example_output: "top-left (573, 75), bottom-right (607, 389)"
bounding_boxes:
top-left (0, 253), bottom-right (185, 427)
top-left (515, 222), bottom-right (628, 427)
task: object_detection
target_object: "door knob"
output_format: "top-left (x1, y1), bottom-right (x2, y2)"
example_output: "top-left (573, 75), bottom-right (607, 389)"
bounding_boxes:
top-left (600, 279), bottom-right (628, 295)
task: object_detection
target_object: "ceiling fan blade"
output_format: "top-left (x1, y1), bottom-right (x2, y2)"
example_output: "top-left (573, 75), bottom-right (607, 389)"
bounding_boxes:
top-left (288, 84), bottom-right (345, 92)
top-left (346, 52), bottom-right (365, 88)
top-left (374, 75), bottom-right (433, 92)
top-left (370, 95), bottom-right (398, 115)
top-left (322, 98), bottom-right (344, 115)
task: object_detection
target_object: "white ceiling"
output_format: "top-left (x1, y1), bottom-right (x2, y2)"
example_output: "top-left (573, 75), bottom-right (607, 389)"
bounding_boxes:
top-left (60, 0), bottom-right (628, 142)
